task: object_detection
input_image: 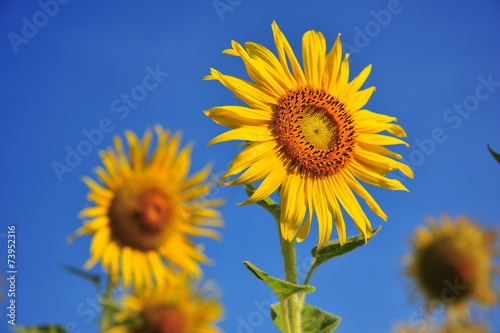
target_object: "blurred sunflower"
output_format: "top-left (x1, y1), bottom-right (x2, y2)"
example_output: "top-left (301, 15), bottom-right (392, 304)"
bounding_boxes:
top-left (393, 321), bottom-right (489, 333)
top-left (437, 321), bottom-right (489, 333)
top-left (107, 275), bottom-right (223, 333)
top-left (71, 126), bottom-right (224, 290)
top-left (406, 215), bottom-right (498, 316)
top-left (392, 324), bottom-right (428, 333)
top-left (204, 21), bottom-right (413, 247)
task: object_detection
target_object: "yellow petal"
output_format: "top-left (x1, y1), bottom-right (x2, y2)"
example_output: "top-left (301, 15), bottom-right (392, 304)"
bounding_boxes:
top-left (348, 86), bottom-right (376, 111)
top-left (230, 40), bottom-right (286, 97)
top-left (355, 146), bottom-right (414, 179)
top-left (82, 176), bottom-right (113, 199)
top-left (271, 21), bottom-right (306, 85)
top-left (95, 167), bottom-right (114, 189)
top-left (208, 126), bottom-right (273, 145)
top-left (332, 54), bottom-right (350, 96)
top-left (112, 136), bottom-right (131, 176)
top-left (357, 133), bottom-right (409, 147)
top-left (358, 142), bottom-right (402, 159)
top-left (172, 143), bottom-right (193, 183)
top-left (311, 179), bottom-right (333, 248)
top-left (222, 141), bottom-right (276, 182)
top-left (225, 152), bottom-right (277, 185)
top-left (240, 163), bottom-right (287, 205)
top-left (280, 173), bottom-right (307, 241)
top-left (386, 124), bottom-right (407, 137)
top-left (324, 33), bottom-right (342, 90)
top-left (125, 130), bottom-right (142, 171)
top-left (79, 206), bottom-right (107, 218)
top-left (209, 69), bottom-right (276, 110)
top-left (181, 163), bottom-right (212, 191)
top-left (340, 64), bottom-right (372, 101)
top-left (140, 128), bottom-right (153, 164)
top-left (341, 170), bottom-right (387, 220)
top-left (354, 109), bottom-right (396, 123)
top-left (121, 246), bottom-right (133, 287)
top-left (296, 212), bottom-right (313, 243)
top-left (350, 160), bottom-right (409, 191)
top-left (322, 180), bottom-right (346, 246)
top-left (302, 29), bottom-right (326, 86)
top-left (147, 252), bottom-right (168, 289)
top-left (330, 174), bottom-right (371, 240)
top-left (99, 148), bottom-right (120, 183)
top-left (245, 41), bottom-right (295, 88)
top-left (204, 106), bottom-right (271, 128)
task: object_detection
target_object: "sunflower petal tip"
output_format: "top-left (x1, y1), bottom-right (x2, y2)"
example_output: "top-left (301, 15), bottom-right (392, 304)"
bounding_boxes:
top-left (83, 259), bottom-right (96, 271)
top-left (219, 176), bottom-right (229, 185)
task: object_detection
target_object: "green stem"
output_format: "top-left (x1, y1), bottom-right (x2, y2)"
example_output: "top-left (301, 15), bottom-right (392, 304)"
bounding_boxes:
top-left (300, 261), bottom-right (318, 304)
top-left (281, 238), bottom-right (302, 333)
top-left (303, 264), bottom-right (315, 287)
top-left (99, 276), bottom-right (115, 332)
top-left (280, 298), bottom-right (292, 333)
top-left (244, 185), bottom-right (303, 333)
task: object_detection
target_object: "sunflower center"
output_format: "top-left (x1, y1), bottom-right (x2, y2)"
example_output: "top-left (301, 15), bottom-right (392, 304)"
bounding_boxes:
top-left (138, 306), bottom-right (187, 333)
top-left (272, 86), bottom-right (356, 176)
top-left (136, 189), bottom-right (170, 232)
top-left (417, 238), bottom-right (474, 302)
top-left (297, 105), bottom-right (338, 150)
top-left (109, 175), bottom-right (176, 251)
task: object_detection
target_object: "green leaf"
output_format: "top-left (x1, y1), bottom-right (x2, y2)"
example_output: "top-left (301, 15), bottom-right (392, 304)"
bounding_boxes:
top-left (488, 144), bottom-right (500, 164)
top-left (311, 226), bottom-right (381, 266)
top-left (271, 303), bottom-right (341, 333)
top-left (61, 264), bottom-right (100, 286)
top-left (14, 325), bottom-right (68, 333)
top-left (270, 303), bottom-right (287, 332)
top-left (243, 261), bottom-right (315, 301)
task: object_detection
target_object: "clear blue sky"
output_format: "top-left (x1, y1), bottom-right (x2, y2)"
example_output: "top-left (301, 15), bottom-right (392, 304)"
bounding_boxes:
top-left (1, 1), bottom-right (499, 332)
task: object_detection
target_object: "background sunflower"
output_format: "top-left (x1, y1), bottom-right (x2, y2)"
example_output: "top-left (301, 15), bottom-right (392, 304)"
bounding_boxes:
top-left (72, 126), bottom-right (224, 291)
top-left (405, 215), bottom-right (498, 316)
top-left (107, 275), bottom-right (223, 333)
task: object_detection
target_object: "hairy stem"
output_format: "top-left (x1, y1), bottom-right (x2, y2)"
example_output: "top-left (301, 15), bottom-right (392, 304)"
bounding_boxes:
top-left (281, 237), bottom-right (302, 333)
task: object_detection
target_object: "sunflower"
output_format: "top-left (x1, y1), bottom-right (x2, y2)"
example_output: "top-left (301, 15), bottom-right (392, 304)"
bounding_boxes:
top-left (393, 321), bottom-right (489, 333)
top-left (392, 324), bottom-right (429, 333)
top-left (107, 275), bottom-right (223, 333)
top-left (406, 215), bottom-right (498, 316)
top-left (436, 321), bottom-right (489, 333)
top-left (71, 126), bottom-right (224, 291)
top-left (204, 21), bottom-right (413, 247)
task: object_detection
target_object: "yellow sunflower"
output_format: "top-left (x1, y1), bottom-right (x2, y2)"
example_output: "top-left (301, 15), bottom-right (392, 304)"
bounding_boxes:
top-left (436, 321), bottom-right (489, 333)
top-left (204, 21), bottom-right (413, 247)
top-left (107, 275), bottom-right (223, 333)
top-left (71, 126), bottom-right (224, 291)
top-left (393, 321), bottom-right (489, 333)
top-left (406, 215), bottom-right (498, 316)
top-left (392, 324), bottom-right (429, 333)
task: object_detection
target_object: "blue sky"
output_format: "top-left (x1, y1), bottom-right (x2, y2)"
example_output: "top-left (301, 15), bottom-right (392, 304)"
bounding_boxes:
top-left (1, 0), bottom-right (500, 332)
